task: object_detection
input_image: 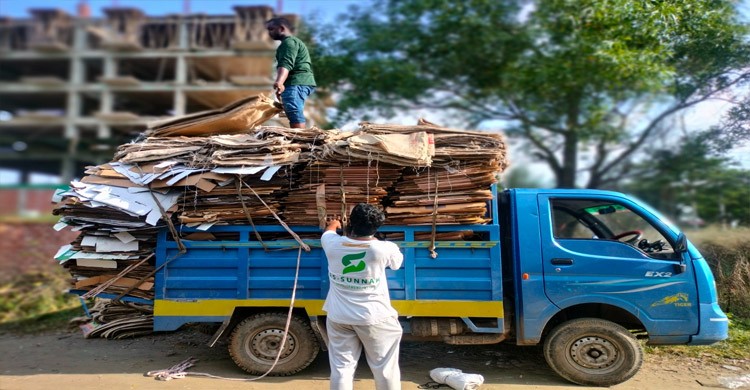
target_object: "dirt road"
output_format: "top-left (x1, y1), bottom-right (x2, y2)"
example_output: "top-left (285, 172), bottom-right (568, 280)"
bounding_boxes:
top-left (1, 327), bottom-right (747, 390)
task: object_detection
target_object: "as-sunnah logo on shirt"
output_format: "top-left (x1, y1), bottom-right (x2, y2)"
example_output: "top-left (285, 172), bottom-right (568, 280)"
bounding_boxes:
top-left (342, 251), bottom-right (366, 274)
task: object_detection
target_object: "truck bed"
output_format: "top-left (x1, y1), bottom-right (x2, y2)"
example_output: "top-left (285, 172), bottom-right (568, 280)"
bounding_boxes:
top-left (153, 222), bottom-right (504, 331)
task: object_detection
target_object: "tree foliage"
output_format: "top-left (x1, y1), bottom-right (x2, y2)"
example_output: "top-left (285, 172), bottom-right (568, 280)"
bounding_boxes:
top-left (624, 129), bottom-right (750, 226)
top-left (313, 0), bottom-right (750, 188)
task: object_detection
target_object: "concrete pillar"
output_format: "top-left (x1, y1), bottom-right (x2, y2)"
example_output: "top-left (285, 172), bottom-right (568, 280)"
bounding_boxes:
top-left (66, 19), bottom-right (85, 140)
top-left (60, 135), bottom-right (80, 183)
top-left (173, 17), bottom-right (188, 116)
top-left (98, 56), bottom-right (116, 137)
top-left (174, 53), bottom-right (187, 115)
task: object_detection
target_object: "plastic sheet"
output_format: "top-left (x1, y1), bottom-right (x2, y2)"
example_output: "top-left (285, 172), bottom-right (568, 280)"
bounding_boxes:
top-left (429, 367), bottom-right (485, 390)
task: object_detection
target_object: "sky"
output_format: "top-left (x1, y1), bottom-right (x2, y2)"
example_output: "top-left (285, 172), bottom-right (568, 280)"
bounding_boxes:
top-left (0, 0), bottom-right (367, 22)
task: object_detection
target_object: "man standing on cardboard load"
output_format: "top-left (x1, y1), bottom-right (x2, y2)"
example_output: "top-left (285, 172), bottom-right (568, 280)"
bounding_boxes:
top-left (265, 17), bottom-right (316, 129)
top-left (321, 204), bottom-right (404, 390)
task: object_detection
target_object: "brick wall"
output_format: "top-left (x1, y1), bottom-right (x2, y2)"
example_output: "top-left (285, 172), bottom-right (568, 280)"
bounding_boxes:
top-left (0, 222), bottom-right (78, 282)
top-left (0, 188), bottom-right (60, 216)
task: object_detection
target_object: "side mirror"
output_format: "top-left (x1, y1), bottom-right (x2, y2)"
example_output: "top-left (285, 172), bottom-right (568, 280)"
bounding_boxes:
top-left (674, 233), bottom-right (687, 254)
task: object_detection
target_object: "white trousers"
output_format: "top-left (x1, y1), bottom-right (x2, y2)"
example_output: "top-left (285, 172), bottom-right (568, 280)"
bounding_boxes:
top-left (326, 317), bottom-right (403, 390)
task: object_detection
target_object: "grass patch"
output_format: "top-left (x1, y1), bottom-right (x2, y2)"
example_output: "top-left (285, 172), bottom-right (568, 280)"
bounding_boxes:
top-left (0, 306), bottom-right (85, 334)
top-left (0, 214), bottom-right (62, 224)
top-left (0, 272), bottom-right (82, 334)
top-left (686, 227), bottom-right (750, 247)
top-left (686, 226), bottom-right (750, 318)
top-left (646, 316), bottom-right (750, 362)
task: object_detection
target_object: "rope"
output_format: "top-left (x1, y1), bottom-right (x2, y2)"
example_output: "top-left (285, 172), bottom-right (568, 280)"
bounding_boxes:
top-left (339, 165), bottom-right (347, 233)
top-left (429, 172), bottom-right (439, 259)
top-left (147, 184), bottom-right (186, 254)
top-left (366, 154), bottom-right (371, 201)
top-left (113, 250), bottom-right (182, 302)
top-left (81, 254), bottom-right (153, 300)
top-left (235, 177), bottom-right (269, 251)
top-left (240, 179), bottom-right (311, 252)
top-left (146, 246), bottom-right (304, 382)
top-left (418, 381), bottom-right (452, 389)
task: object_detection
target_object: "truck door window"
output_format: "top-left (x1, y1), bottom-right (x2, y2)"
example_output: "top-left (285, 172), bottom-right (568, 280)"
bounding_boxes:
top-left (551, 199), bottom-right (676, 259)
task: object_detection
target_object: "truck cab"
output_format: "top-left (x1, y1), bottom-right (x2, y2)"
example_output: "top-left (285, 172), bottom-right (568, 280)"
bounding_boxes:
top-left (506, 189), bottom-right (728, 385)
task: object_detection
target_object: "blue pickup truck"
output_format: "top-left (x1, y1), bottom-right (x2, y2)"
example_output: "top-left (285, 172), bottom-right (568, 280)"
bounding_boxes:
top-left (150, 186), bottom-right (728, 386)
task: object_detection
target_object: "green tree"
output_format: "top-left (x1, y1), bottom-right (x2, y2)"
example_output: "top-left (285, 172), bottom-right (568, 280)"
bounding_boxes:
top-left (624, 129), bottom-right (750, 226)
top-left (313, 0), bottom-right (750, 188)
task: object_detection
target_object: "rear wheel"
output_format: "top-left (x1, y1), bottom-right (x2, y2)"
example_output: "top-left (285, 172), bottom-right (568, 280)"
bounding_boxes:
top-left (543, 318), bottom-right (643, 386)
top-left (228, 312), bottom-right (319, 376)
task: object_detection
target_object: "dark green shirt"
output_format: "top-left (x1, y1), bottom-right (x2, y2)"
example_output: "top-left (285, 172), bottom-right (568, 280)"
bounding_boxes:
top-left (276, 36), bottom-right (316, 87)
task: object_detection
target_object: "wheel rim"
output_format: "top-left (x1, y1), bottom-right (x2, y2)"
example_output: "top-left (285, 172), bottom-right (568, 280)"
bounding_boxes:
top-left (245, 328), bottom-right (298, 366)
top-left (569, 336), bottom-right (620, 371)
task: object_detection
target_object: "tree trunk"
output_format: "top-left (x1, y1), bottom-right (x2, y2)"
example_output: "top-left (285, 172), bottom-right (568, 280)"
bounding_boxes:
top-left (558, 132), bottom-right (578, 188)
top-left (558, 98), bottom-right (580, 188)
top-left (587, 172), bottom-right (602, 189)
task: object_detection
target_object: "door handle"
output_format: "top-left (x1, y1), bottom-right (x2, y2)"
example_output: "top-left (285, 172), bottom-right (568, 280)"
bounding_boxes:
top-left (551, 258), bottom-right (574, 265)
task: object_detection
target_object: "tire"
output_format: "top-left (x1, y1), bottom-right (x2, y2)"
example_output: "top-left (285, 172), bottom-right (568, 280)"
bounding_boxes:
top-left (543, 318), bottom-right (643, 386)
top-left (228, 312), bottom-right (319, 376)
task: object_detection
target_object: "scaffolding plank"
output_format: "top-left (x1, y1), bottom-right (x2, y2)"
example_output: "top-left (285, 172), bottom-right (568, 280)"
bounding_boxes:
top-left (98, 76), bottom-right (142, 87)
top-left (20, 76), bottom-right (66, 86)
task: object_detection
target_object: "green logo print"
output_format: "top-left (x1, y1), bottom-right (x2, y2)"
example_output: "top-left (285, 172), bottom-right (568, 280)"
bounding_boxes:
top-left (342, 251), bottom-right (367, 274)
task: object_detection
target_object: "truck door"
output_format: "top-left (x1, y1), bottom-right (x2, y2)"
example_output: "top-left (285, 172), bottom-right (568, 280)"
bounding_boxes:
top-left (538, 194), bottom-right (699, 336)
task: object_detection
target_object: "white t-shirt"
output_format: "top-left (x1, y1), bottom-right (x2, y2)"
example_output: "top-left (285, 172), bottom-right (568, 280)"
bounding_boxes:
top-left (321, 231), bottom-right (404, 325)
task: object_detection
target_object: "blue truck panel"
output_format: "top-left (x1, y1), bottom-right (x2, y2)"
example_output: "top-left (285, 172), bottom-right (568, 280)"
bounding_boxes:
top-left (154, 221), bottom-right (504, 332)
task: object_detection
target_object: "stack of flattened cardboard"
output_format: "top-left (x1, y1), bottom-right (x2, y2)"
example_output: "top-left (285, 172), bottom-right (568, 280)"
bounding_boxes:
top-left (177, 173), bottom-right (291, 225)
top-left (360, 120), bottom-right (508, 166)
top-left (386, 166), bottom-right (497, 225)
top-left (51, 96), bottom-right (292, 336)
top-left (356, 122), bottom-right (508, 225)
top-left (77, 300), bottom-right (154, 339)
top-left (207, 128), bottom-right (335, 167)
top-left (52, 176), bottom-right (182, 300)
top-left (113, 137), bottom-right (208, 164)
top-left (316, 131), bottom-right (434, 167)
top-left (52, 95), bottom-right (511, 338)
top-left (108, 127), bottom-right (337, 227)
top-left (284, 162), bottom-right (403, 227)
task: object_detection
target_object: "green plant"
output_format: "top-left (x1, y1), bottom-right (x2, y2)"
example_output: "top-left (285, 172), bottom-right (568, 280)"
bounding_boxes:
top-left (646, 316), bottom-right (750, 361)
top-left (689, 229), bottom-right (750, 318)
top-left (0, 272), bottom-right (81, 325)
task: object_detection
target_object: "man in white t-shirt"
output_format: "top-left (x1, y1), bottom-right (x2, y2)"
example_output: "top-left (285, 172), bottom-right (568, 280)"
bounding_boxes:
top-left (321, 203), bottom-right (404, 390)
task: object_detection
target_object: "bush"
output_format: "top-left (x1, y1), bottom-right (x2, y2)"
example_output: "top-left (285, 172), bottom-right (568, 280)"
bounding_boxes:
top-left (0, 271), bottom-right (80, 324)
top-left (690, 228), bottom-right (750, 318)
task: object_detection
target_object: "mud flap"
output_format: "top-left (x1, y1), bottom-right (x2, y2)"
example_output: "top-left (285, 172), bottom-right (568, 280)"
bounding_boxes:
top-left (208, 317), bottom-right (232, 348)
top-left (309, 316), bottom-right (329, 351)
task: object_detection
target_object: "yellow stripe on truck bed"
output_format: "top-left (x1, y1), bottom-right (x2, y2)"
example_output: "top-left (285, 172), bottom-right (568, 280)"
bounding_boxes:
top-left (154, 299), bottom-right (504, 318)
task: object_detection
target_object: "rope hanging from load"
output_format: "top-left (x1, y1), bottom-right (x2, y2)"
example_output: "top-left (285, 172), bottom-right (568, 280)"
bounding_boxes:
top-left (240, 179), bottom-right (311, 252)
top-left (339, 164), bottom-right (347, 233)
top-left (148, 184), bottom-right (186, 254)
top-left (429, 170), bottom-right (439, 259)
top-left (81, 253), bottom-right (154, 300)
top-left (235, 177), bottom-right (269, 251)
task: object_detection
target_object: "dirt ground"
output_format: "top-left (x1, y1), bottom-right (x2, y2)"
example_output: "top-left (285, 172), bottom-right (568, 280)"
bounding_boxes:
top-left (1, 326), bottom-right (748, 390)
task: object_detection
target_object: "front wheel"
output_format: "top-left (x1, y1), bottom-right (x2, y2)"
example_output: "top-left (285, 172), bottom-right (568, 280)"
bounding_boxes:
top-left (228, 312), bottom-right (319, 376)
top-left (543, 318), bottom-right (643, 386)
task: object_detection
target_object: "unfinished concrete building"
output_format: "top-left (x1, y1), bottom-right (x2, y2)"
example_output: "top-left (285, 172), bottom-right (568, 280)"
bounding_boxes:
top-left (0, 5), bottom-right (306, 183)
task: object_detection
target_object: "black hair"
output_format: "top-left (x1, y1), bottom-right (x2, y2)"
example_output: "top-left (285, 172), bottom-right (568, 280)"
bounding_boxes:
top-left (265, 17), bottom-right (294, 33)
top-left (349, 203), bottom-right (385, 237)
